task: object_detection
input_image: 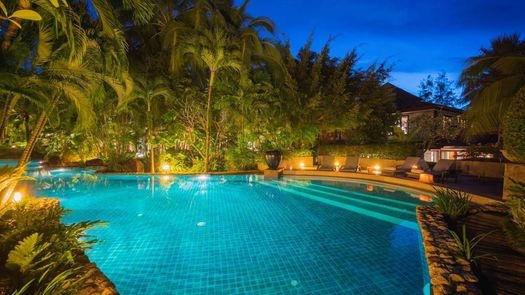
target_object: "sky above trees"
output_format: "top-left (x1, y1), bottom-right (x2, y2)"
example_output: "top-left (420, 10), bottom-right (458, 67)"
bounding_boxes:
top-left (245, 0), bottom-right (525, 93)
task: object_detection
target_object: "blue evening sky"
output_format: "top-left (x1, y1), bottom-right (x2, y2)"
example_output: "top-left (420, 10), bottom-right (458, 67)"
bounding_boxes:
top-left (245, 0), bottom-right (525, 95)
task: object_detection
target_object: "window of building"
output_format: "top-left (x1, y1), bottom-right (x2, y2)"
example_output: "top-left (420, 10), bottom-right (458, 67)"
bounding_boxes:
top-left (401, 115), bottom-right (409, 134)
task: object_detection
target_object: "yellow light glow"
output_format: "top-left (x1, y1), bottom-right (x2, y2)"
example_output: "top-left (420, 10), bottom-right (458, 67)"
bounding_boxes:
top-left (419, 194), bottom-right (433, 202)
top-left (300, 162), bottom-right (305, 170)
top-left (411, 165), bottom-right (418, 169)
top-left (367, 185), bottom-right (374, 192)
top-left (161, 164), bottom-right (170, 171)
top-left (374, 165), bottom-right (380, 171)
top-left (13, 192), bottom-right (22, 203)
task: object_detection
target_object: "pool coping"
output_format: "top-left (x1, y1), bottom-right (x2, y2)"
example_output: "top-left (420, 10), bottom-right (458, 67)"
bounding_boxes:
top-left (93, 169), bottom-right (498, 205)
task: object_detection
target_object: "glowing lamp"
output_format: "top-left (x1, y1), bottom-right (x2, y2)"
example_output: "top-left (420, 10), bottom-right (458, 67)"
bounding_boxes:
top-left (335, 161), bottom-right (340, 171)
top-left (419, 173), bottom-right (434, 183)
top-left (300, 162), bottom-right (305, 170)
top-left (161, 164), bottom-right (170, 171)
top-left (367, 185), bottom-right (374, 192)
top-left (419, 194), bottom-right (433, 202)
top-left (372, 165), bottom-right (381, 175)
top-left (13, 192), bottom-right (22, 203)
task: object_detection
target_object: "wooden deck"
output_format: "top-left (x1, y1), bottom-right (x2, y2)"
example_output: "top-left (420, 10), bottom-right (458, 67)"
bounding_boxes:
top-left (462, 211), bottom-right (525, 295)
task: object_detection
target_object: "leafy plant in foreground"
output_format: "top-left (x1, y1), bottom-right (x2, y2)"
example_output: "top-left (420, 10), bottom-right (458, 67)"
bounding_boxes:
top-left (503, 179), bottom-right (525, 254)
top-left (0, 200), bottom-right (105, 294)
top-left (449, 224), bottom-right (494, 264)
top-left (434, 187), bottom-right (472, 226)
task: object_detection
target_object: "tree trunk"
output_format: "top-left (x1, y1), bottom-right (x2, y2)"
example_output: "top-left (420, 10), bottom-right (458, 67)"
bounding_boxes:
top-left (0, 96), bottom-right (10, 143)
top-left (1, 0), bottom-right (31, 51)
top-left (149, 137), bottom-right (155, 174)
top-left (24, 112), bottom-right (30, 142)
top-left (17, 96), bottom-right (59, 168)
top-left (147, 102), bottom-right (155, 173)
top-left (204, 70), bottom-right (216, 173)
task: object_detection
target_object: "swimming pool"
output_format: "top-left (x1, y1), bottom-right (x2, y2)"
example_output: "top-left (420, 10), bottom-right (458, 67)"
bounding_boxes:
top-left (34, 172), bottom-right (431, 294)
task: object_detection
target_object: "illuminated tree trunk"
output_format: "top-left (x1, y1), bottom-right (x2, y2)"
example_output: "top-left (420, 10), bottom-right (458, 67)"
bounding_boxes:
top-left (204, 70), bottom-right (216, 173)
top-left (147, 102), bottom-right (155, 173)
top-left (18, 96), bottom-right (59, 167)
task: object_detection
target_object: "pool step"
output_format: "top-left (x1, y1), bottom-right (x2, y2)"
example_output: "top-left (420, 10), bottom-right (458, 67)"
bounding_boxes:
top-left (272, 180), bottom-right (415, 216)
top-left (276, 180), bottom-right (417, 214)
top-left (281, 179), bottom-right (418, 208)
top-left (256, 180), bottom-right (419, 230)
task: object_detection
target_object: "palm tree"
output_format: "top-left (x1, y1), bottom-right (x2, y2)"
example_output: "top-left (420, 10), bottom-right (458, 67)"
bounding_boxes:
top-left (118, 75), bottom-right (172, 173)
top-left (460, 34), bottom-right (525, 142)
top-left (180, 28), bottom-right (241, 172)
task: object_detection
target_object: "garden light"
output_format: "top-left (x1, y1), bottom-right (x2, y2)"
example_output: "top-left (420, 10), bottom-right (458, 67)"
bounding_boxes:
top-left (13, 192), bottom-right (23, 203)
top-left (373, 165), bottom-right (381, 175)
top-left (161, 164), bottom-right (170, 171)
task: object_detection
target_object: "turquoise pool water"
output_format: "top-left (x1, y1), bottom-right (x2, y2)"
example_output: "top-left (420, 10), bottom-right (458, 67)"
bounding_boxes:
top-left (32, 171), bottom-right (431, 294)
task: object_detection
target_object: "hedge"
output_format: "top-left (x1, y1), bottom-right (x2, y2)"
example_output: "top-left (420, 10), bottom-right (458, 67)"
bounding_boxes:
top-left (319, 143), bottom-right (418, 160)
top-left (503, 90), bottom-right (525, 163)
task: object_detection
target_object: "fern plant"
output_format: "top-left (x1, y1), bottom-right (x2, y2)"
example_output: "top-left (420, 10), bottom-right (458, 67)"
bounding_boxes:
top-left (0, 200), bottom-right (105, 294)
top-left (434, 187), bottom-right (472, 226)
top-left (449, 224), bottom-right (494, 264)
top-left (5, 233), bottom-right (52, 273)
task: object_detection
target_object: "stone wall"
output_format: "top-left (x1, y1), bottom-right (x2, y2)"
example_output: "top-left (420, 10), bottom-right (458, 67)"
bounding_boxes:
top-left (417, 206), bottom-right (481, 295)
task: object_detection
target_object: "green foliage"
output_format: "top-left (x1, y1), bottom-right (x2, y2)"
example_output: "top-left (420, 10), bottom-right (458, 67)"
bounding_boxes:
top-left (319, 143), bottom-right (417, 159)
top-left (285, 149), bottom-right (313, 157)
top-left (503, 179), bottom-right (525, 252)
top-left (0, 201), bottom-right (104, 294)
top-left (224, 146), bottom-right (259, 171)
top-left (409, 113), bottom-right (463, 150)
top-left (6, 233), bottom-right (51, 273)
top-left (460, 33), bottom-right (525, 139)
top-left (503, 90), bottom-right (525, 162)
top-left (434, 187), bottom-right (472, 223)
top-left (418, 72), bottom-right (462, 107)
top-left (449, 224), bottom-right (494, 263)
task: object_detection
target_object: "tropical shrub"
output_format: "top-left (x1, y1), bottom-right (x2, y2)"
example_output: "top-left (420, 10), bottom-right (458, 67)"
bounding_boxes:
top-left (159, 151), bottom-right (203, 173)
top-left (434, 187), bottom-right (472, 226)
top-left (285, 149), bottom-right (313, 157)
top-left (449, 224), bottom-right (493, 264)
top-left (224, 147), bottom-right (259, 171)
top-left (503, 90), bottom-right (525, 163)
top-left (319, 143), bottom-right (418, 159)
top-left (503, 179), bottom-right (525, 254)
top-left (0, 200), bottom-right (104, 294)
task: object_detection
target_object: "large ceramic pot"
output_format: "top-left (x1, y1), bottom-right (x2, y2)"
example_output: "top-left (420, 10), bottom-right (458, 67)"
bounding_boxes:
top-left (265, 150), bottom-right (282, 170)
